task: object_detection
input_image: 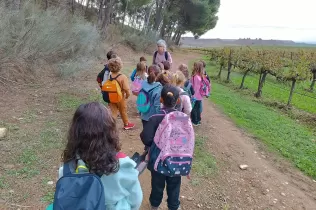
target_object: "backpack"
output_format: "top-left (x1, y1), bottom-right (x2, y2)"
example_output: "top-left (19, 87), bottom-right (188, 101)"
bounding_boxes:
top-left (52, 160), bottom-right (105, 210)
top-left (200, 77), bottom-right (211, 97)
top-left (154, 51), bottom-right (169, 63)
top-left (131, 77), bottom-right (143, 95)
top-left (102, 74), bottom-right (123, 103)
top-left (175, 92), bottom-right (189, 112)
top-left (101, 65), bottom-right (110, 86)
top-left (153, 111), bottom-right (195, 176)
top-left (136, 86), bottom-right (158, 113)
top-left (193, 75), bottom-right (210, 97)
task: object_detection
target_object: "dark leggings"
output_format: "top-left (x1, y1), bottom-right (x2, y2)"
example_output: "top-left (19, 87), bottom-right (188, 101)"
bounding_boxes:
top-left (191, 100), bottom-right (202, 124)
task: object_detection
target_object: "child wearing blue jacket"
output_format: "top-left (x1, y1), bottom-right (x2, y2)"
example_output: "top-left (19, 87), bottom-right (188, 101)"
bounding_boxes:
top-left (131, 56), bottom-right (148, 81)
top-left (47, 102), bottom-right (142, 210)
top-left (139, 65), bottom-right (162, 128)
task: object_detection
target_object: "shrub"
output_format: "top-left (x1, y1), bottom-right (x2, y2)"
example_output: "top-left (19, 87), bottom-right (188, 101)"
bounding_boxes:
top-left (0, 1), bottom-right (102, 80)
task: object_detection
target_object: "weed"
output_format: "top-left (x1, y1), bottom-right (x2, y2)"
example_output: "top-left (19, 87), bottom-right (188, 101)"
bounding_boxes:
top-left (0, 177), bottom-right (8, 189)
top-left (192, 137), bottom-right (217, 177)
top-left (18, 149), bottom-right (38, 166)
top-left (41, 191), bottom-right (54, 203)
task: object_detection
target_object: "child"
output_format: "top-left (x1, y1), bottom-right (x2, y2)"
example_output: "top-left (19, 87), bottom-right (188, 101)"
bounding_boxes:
top-left (131, 61), bottom-right (149, 95)
top-left (97, 50), bottom-right (117, 89)
top-left (178, 64), bottom-right (195, 100)
top-left (140, 84), bottom-right (195, 210)
top-left (107, 57), bottom-right (135, 130)
top-left (174, 70), bottom-right (192, 115)
top-left (190, 62), bottom-right (204, 126)
top-left (48, 102), bottom-right (142, 210)
top-left (131, 56), bottom-right (148, 81)
top-left (199, 61), bottom-right (211, 115)
top-left (162, 60), bottom-right (171, 71)
top-left (137, 65), bottom-right (162, 127)
top-left (156, 71), bottom-right (174, 86)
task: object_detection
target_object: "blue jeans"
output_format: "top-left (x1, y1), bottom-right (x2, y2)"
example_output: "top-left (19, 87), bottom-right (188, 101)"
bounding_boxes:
top-left (150, 170), bottom-right (181, 210)
top-left (191, 100), bottom-right (202, 124)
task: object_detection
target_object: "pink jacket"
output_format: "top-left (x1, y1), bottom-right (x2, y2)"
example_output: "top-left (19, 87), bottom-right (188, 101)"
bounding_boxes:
top-left (191, 75), bottom-right (203, 100)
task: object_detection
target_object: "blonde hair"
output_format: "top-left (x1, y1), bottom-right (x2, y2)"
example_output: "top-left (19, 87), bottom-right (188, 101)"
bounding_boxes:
top-left (108, 57), bottom-right (123, 73)
top-left (178, 64), bottom-right (189, 79)
top-left (174, 71), bottom-right (186, 87)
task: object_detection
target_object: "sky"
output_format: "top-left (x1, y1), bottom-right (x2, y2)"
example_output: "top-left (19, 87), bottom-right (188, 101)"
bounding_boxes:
top-left (186, 0), bottom-right (316, 43)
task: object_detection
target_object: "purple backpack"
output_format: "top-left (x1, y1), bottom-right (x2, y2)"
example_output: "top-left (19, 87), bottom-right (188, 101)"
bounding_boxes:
top-left (153, 111), bottom-right (195, 176)
top-left (131, 76), bottom-right (143, 95)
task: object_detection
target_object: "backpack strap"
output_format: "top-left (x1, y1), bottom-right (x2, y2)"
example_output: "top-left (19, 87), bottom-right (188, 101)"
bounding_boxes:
top-left (164, 51), bottom-right (169, 60)
top-left (63, 160), bottom-right (76, 176)
top-left (154, 51), bottom-right (158, 63)
top-left (110, 74), bottom-right (122, 81)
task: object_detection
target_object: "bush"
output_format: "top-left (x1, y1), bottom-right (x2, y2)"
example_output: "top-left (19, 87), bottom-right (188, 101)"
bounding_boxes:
top-left (0, 1), bottom-right (102, 80)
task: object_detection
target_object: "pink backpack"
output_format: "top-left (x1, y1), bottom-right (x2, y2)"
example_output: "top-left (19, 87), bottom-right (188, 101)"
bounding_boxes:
top-left (153, 111), bottom-right (195, 176)
top-left (131, 77), bottom-right (143, 95)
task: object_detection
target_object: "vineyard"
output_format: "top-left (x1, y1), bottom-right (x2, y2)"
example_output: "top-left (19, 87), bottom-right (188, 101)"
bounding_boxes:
top-left (202, 47), bottom-right (316, 114)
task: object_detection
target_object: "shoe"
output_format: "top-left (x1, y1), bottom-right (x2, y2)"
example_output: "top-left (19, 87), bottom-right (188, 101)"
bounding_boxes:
top-left (124, 122), bottom-right (135, 130)
top-left (197, 121), bottom-right (201, 125)
top-left (192, 123), bottom-right (199, 127)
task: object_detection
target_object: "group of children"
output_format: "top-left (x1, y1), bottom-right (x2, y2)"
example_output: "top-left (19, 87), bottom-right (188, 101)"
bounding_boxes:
top-left (47, 49), bottom-right (211, 210)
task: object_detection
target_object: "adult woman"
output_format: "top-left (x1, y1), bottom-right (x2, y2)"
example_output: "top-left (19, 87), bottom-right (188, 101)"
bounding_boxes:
top-left (153, 39), bottom-right (173, 68)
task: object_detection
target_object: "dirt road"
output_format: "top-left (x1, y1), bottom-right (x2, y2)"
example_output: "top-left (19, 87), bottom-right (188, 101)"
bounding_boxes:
top-left (0, 47), bottom-right (315, 209)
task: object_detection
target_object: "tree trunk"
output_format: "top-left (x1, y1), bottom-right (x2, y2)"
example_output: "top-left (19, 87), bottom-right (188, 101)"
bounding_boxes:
top-left (287, 79), bottom-right (296, 106)
top-left (45, 0), bottom-right (48, 10)
top-left (122, 0), bottom-right (128, 26)
top-left (218, 65), bottom-right (223, 78)
top-left (255, 71), bottom-right (267, 98)
top-left (310, 71), bottom-right (316, 91)
top-left (144, 1), bottom-right (155, 33)
top-left (153, 0), bottom-right (165, 31)
top-left (72, 0), bottom-right (75, 14)
top-left (226, 49), bottom-right (233, 81)
top-left (85, 0), bottom-right (91, 16)
top-left (240, 70), bottom-right (250, 89)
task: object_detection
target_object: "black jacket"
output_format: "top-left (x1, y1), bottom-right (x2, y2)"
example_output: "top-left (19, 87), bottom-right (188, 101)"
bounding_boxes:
top-left (140, 108), bottom-right (175, 148)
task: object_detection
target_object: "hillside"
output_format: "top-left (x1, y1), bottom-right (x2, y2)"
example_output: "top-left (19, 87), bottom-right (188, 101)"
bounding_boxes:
top-left (180, 37), bottom-right (316, 48)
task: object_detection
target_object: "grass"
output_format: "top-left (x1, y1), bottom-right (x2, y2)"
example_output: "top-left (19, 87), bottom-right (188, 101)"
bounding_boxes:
top-left (192, 136), bottom-right (217, 177)
top-left (204, 57), bottom-right (316, 114)
top-left (209, 82), bottom-right (316, 178)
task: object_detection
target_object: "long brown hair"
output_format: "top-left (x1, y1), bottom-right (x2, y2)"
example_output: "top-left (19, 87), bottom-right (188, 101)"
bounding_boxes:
top-left (192, 61), bottom-right (203, 76)
top-left (63, 102), bottom-right (121, 175)
top-left (136, 61), bottom-right (147, 79)
top-left (147, 65), bottom-right (161, 84)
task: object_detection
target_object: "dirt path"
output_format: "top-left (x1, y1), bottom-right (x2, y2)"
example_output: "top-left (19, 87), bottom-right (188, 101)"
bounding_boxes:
top-left (0, 47), bottom-right (315, 210)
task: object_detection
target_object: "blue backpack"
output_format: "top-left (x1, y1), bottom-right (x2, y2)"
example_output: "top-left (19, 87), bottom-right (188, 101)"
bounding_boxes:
top-left (51, 160), bottom-right (105, 210)
top-left (136, 89), bottom-right (151, 113)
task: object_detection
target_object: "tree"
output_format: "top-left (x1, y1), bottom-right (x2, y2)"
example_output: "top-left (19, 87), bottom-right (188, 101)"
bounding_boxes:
top-left (236, 48), bottom-right (256, 89)
top-left (281, 51), bottom-right (311, 106)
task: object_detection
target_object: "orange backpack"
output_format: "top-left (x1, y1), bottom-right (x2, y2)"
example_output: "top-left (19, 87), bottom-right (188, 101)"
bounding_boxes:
top-left (101, 74), bottom-right (123, 103)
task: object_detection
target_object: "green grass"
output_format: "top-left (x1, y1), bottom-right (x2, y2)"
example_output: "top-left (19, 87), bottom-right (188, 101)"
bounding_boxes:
top-left (209, 82), bottom-right (316, 178)
top-left (192, 137), bottom-right (217, 177)
top-left (204, 58), bottom-right (316, 114)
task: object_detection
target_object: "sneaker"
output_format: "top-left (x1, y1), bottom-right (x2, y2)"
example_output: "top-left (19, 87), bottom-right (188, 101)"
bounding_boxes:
top-left (197, 121), bottom-right (201, 125)
top-left (124, 122), bottom-right (135, 130)
top-left (192, 123), bottom-right (199, 127)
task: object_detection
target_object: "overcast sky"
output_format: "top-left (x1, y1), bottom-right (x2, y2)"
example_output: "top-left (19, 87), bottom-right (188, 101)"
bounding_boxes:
top-left (186, 0), bottom-right (316, 42)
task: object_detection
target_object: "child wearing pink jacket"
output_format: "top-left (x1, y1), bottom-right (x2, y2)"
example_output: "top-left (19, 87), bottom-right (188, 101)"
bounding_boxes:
top-left (190, 62), bottom-right (204, 126)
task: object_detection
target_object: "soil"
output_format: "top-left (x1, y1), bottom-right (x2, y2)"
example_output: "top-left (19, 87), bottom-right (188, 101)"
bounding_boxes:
top-left (0, 46), bottom-right (315, 210)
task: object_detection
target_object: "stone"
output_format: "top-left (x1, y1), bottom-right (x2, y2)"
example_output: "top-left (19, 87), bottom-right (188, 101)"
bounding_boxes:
top-left (47, 181), bottom-right (54, 185)
top-left (0, 128), bottom-right (7, 139)
top-left (281, 193), bottom-right (286, 196)
top-left (239, 164), bottom-right (249, 170)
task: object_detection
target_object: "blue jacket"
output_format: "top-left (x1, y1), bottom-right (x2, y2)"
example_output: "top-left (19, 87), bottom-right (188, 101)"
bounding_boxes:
top-left (130, 69), bottom-right (137, 81)
top-left (140, 81), bottom-right (162, 121)
top-left (52, 155), bottom-right (143, 210)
